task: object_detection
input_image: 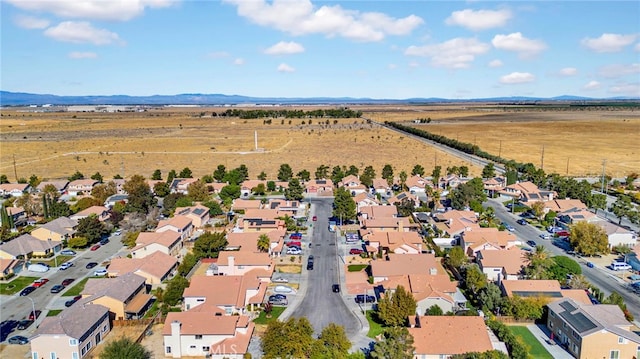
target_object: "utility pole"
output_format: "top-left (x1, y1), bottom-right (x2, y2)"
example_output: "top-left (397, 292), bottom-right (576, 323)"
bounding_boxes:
top-left (601, 159), bottom-right (607, 194)
top-left (566, 158), bottom-right (570, 176)
top-left (13, 154), bottom-right (18, 182)
top-left (540, 145), bottom-right (545, 170)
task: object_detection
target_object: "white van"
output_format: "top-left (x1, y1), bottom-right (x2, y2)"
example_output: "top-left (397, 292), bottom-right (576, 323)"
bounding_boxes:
top-left (27, 263), bottom-right (50, 273)
top-left (611, 262), bottom-right (632, 271)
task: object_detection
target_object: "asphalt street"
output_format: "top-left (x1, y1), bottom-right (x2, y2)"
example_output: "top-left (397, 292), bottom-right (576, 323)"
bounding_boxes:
top-left (486, 198), bottom-right (640, 321)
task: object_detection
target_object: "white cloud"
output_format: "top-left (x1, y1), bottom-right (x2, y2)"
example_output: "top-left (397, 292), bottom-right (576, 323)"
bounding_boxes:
top-left (608, 82), bottom-right (640, 96)
top-left (408, 61), bottom-right (419, 68)
top-left (234, 58), bottom-right (245, 65)
top-left (488, 59), bottom-right (503, 68)
top-left (559, 67), bottom-right (578, 76)
top-left (14, 15), bottom-right (50, 29)
top-left (44, 21), bottom-right (122, 45)
top-left (223, 0), bottom-right (423, 42)
top-left (277, 63), bottom-right (295, 73)
top-left (6, 0), bottom-right (175, 21)
top-left (264, 41), bottom-right (305, 55)
top-left (581, 33), bottom-right (637, 53)
top-left (492, 32), bottom-right (547, 58)
top-left (388, 64), bottom-right (397, 70)
top-left (68, 51), bottom-right (97, 59)
top-left (405, 37), bottom-right (490, 69)
top-left (207, 51), bottom-right (230, 59)
top-left (583, 81), bottom-right (601, 90)
top-left (445, 9), bottom-right (511, 31)
top-left (499, 72), bottom-right (535, 84)
top-left (598, 63), bottom-right (640, 78)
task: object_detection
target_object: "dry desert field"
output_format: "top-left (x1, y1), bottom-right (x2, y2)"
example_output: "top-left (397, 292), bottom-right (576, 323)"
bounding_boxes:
top-left (0, 108), bottom-right (474, 181)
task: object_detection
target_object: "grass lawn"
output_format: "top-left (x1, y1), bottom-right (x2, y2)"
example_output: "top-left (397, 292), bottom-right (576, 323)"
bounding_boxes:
top-left (508, 326), bottom-right (553, 359)
top-left (366, 310), bottom-right (385, 339)
top-left (347, 264), bottom-right (368, 272)
top-left (31, 255), bottom-right (73, 268)
top-left (62, 277), bottom-right (90, 296)
top-left (47, 309), bottom-right (63, 317)
top-left (253, 306), bottom-right (286, 325)
top-left (0, 276), bottom-right (39, 295)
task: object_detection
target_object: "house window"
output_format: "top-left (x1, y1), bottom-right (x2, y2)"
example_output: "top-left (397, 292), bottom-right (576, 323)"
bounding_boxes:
top-left (202, 346), bottom-right (210, 352)
top-left (69, 339), bottom-right (78, 346)
top-left (225, 307), bottom-right (233, 315)
top-left (166, 347), bottom-right (172, 354)
top-left (197, 299), bottom-right (205, 302)
top-left (573, 344), bottom-right (578, 353)
top-left (549, 311), bottom-right (555, 318)
top-left (619, 336), bottom-right (627, 344)
top-left (50, 352), bottom-right (56, 359)
top-left (195, 335), bottom-right (203, 340)
top-left (572, 330), bottom-right (579, 340)
top-left (32, 353), bottom-right (38, 359)
top-left (563, 322), bottom-right (567, 328)
top-left (238, 265), bottom-right (245, 269)
top-left (72, 353), bottom-right (78, 359)
top-left (610, 350), bottom-right (620, 359)
top-left (190, 345), bottom-right (196, 349)
top-left (102, 325), bottom-right (108, 332)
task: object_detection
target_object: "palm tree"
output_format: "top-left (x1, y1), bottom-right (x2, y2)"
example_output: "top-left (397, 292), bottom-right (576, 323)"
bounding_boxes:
top-left (525, 245), bottom-right (553, 279)
top-left (257, 234), bottom-right (270, 253)
top-left (479, 207), bottom-right (496, 227)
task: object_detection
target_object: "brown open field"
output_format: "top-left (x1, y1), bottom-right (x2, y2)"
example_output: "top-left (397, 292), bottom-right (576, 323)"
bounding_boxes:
top-left (0, 108), bottom-right (478, 181)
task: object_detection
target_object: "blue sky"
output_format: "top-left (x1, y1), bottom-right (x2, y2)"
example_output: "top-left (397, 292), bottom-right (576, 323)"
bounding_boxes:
top-left (1, 0), bottom-right (639, 99)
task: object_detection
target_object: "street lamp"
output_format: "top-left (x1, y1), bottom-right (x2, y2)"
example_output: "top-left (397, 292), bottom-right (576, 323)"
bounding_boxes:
top-left (23, 297), bottom-right (37, 328)
top-left (49, 239), bottom-right (58, 268)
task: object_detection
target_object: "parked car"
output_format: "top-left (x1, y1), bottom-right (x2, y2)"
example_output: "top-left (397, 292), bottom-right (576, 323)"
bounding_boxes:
top-left (268, 297), bottom-right (288, 305)
top-left (349, 248), bottom-right (363, 255)
top-left (306, 261), bottom-right (314, 270)
top-left (113, 230), bottom-right (122, 236)
top-left (355, 294), bottom-right (376, 304)
top-left (19, 287), bottom-right (36, 296)
top-left (64, 295), bottom-right (82, 307)
top-left (332, 284), bottom-right (340, 293)
top-left (27, 264), bottom-right (49, 273)
top-left (286, 241), bottom-right (302, 248)
top-left (50, 284), bottom-right (65, 293)
top-left (86, 262), bottom-right (98, 269)
top-left (94, 268), bottom-right (108, 276)
top-left (99, 238), bottom-right (109, 245)
top-left (59, 262), bottom-right (74, 270)
top-left (517, 219), bottom-right (528, 225)
top-left (286, 248), bottom-right (302, 255)
top-left (90, 244), bottom-right (101, 251)
top-left (61, 278), bottom-right (75, 286)
top-left (16, 320), bottom-right (33, 330)
top-left (32, 279), bottom-right (49, 287)
top-left (269, 294), bottom-right (287, 300)
top-left (539, 233), bottom-right (551, 240)
top-left (272, 277), bottom-right (289, 283)
top-left (312, 216), bottom-right (317, 221)
top-left (289, 233), bottom-right (302, 240)
top-left (7, 335), bottom-right (29, 345)
top-left (586, 262), bottom-right (595, 268)
top-left (28, 310), bottom-right (41, 321)
top-left (60, 249), bottom-right (76, 256)
top-left (0, 320), bottom-right (18, 342)
top-left (526, 240), bottom-right (537, 247)
top-left (273, 285), bottom-right (294, 293)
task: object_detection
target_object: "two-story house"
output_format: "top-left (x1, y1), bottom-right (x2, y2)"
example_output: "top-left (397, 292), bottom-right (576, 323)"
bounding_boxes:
top-left (212, 252), bottom-right (273, 276)
top-left (156, 216), bottom-right (194, 241)
top-left (174, 204), bottom-right (211, 229)
top-left (107, 251), bottom-right (178, 285)
top-left (131, 231), bottom-right (183, 259)
top-left (67, 179), bottom-right (99, 196)
top-left (0, 183), bottom-right (30, 197)
top-left (31, 217), bottom-right (78, 242)
top-left (183, 274), bottom-right (267, 314)
top-left (81, 273), bottom-right (153, 320)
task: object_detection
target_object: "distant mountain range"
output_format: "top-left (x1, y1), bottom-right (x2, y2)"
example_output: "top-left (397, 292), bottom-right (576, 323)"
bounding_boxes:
top-left (1, 90), bottom-right (637, 106)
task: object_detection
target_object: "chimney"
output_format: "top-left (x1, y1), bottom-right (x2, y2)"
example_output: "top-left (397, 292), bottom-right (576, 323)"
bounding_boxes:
top-left (398, 220), bottom-right (404, 232)
top-left (418, 243), bottom-right (422, 253)
top-left (228, 256), bottom-right (235, 275)
top-left (429, 267), bottom-right (437, 275)
top-left (170, 320), bottom-right (182, 358)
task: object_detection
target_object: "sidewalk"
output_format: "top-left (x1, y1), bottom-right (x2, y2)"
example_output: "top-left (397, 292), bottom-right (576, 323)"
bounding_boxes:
top-left (527, 324), bottom-right (574, 359)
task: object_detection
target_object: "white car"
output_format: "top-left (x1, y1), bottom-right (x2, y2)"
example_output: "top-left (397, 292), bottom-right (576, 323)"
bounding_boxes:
top-left (273, 285), bottom-right (295, 293)
top-left (94, 269), bottom-right (108, 276)
top-left (539, 233), bottom-right (551, 240)
top-left (60, 249), bottom-right (76, 256)
top-left (59, 262), bottom-right (74, 270)
top-left (286, 248), bottom-right (302, 255)
top-left (272, 277), bottom-right (289, 283)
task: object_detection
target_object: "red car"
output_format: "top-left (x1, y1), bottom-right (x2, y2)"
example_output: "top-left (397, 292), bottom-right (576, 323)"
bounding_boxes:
top-left (61, 278), bottom-right (75, 286)
top-left (28, 310), bottom-right (42, 320)
top-left (31, 279), bottom-right (49, 287)
top-left (90, 244), bottom-right (101, 251)
top-left (312, 216), bottom-right (317, 221)
top-left (349, 248), bottom-right (364, 255)
top-left (286, 241), bottom-right (301, 248)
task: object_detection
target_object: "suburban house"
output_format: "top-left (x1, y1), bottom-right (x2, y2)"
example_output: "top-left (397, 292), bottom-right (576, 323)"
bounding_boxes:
top-left (36, 180), bottom-right (69, 194)
top-left (70, 205), bottom-right (111, 222)
top-left (156, 216), bottom-right (194, 241)
top-left (81, 273), bottom-right (153, 320)
top-left (304, 179), bottom-right (334, 195)
top-left (547, 298), bottom-right (640, 359)
top-left (353, 192), bottom-right (381, 209)
top-left (0, 183), bottom-right (30, 197)
top-left (358, 205), bottom-right (397, 220)
top-left (387, 192), bottom-right (420, 208)
top-left (439, 174), bottom-right (467, 189)
top-left (169, 178), bottom-right (199, 195)
top-left (174, 204), bottom-right (211, 228)
top-left (163, 312), bottom-right (254, 359)
top-left (0, 258), bottom-right (21, 279)
top-left (431, 210), bottom-right (480, 238)
top-left (225, 230), bottom-right (286, 256)
top-left (371, 178), bottom-right (391, 194)
top-left (265, 199), bottom-right (304, 218)
top-left (360, 218), bottom-right (413, 233)
top-left (370, 253), bottom-right (445, 283)
top-left (104, 194), bottom-right (128, 208)
top-left (231, 199), bottom-right (262, 212)
top-left (461, 228), bottom-right (520, 257)
top-left (30, 301), bottom-right (111, 359)
top-left (483, 177), bottom-right (506, 195)
top-left (364, 231), bottom-right (424, 254)
top-left (406, 175), bottom-right (433, 195)
top-left (239, 180), bottom-right (267, 197)
top-left (211, 251), bottom-right (273, 276)
top-left (31, 217), bottom-right (78, 242)
top-left (544, 199), bottom-right (588, 214)
top-left (183, 274), bottom-right (267, 313)
top-left (500, 280), bottom-right (591, 305)
top-left (0, 234), bottom-right (61, 259)
top-left (131, 231), bottom-right (183, 259)
top-left (477, 249), bottom-right (528, 282)
top-left (107, 251), bottom-right (178, 285)
top-left (3, 206), bottom-right (26, 227)
top-left (501, 181), bottom-right (556, 203)
top-left (379, 274), bottom-right (467, 314)
top-left (240, 216), bottom-right (286, 232)
top-left (556, 207), bottom-right (599, 226)
top-left (595, 220), bottom-right (637, 250)
top-left (67, 179), bottom-right (99, 196)
top-left (408, 316), bottom-right (502, 358)
top-left (339, 175), bottom-right (368, 196)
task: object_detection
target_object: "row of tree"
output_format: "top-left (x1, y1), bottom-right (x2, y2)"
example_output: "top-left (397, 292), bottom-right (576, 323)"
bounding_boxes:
top-left (219, 108), bottom-right (362, 119)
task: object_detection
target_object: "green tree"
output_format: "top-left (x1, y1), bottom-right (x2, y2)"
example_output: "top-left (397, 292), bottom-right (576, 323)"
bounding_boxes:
top-left (425, 304), bottom-right (443, 315)
top-left (100, 337), bottom-right (151, 359)
top-left (202, 200), bottom-right (224, 216)
top-left (277, 164), bottom-right (294, 181)
top-left (315, 164), bottom-right (330, 179)
top-left (331, 166), bottom-right (345, 184)
top-left (68, 171), bottom-right (84, 181)
top-left (459, 166), bottom-right (469, 177)
top-left (431, 165), bottom-right (442, 182)
top-left (257, 234), bottom-right (270, 253)
top-left (67, 236), bottom-right (88, 248)
top-left (447, 246), bottom-right (467, 269)
top-left (376, 285), bottom-right (417, 327)
top-left (482, 163), bottom-right (496, 179)
top-left (590, 193), bottom-right (607, 214)
top-left (382, 164), bottom-right (394, 185)
top-left (525, 245), bottom-right (553, 279)
top-left (193, 232), bottom-right (227, 258)
top-left (236, 164), bottom-right (249, 181)
top-left (609, 195), bottom-right (635, 225)
top-left (28, 174), bottom-right (42, 188)
top-left (266, 181), bottom-right (276, 192)
top-left (122, 231), bottom-right (139, 248)
top-left (151, 169), bottom-right (162, 180)
top-left (478, 282), bottom-right (503, 313)
top-left (177, 252), bottom-right (198, 276)
top-left (297, 169), bottom-right (311, 182)
top-left (0, 206), bottom-right (14, 232)
top-left (464, 264), bottom-right (487, 293)
top-left (530, 201), bottom-right (545, 220)
top-left (360, 165), bottom-right (376, 187)
top-left (91, 172), bottom-right (103, 183)
top-left (123, 175), bottom-right (155, 214)
top-left (167, 169), bottom-right (177, 185)
top-left (257, 171), bottom-right (267, 180)
top-left (76, 215), bottom-right (107, 244)
top-left (252, 183), bottom-right (266, 196)
top-left (548, 255), bottom-right (582, 281)
top-left (503, 295), bottom-right (546, 320)
top-left (450, 178), bottom-right (486, 210)
top-left (411, 164), bottom-right (425, 177)
top-left (316, 323), bottom-right (351, 357)
top-left (72, 197), bottom-right (101, 213)
top-left (213, 165), bottom-right (227, 182)
top-left (0, 175), bottom-right (8, 184)
top-left (153, 181), bottom-right (170, 197)
top-left (219, 184), bottom-right (241, 203)
top-left (567, 274), bottom-right (591, 290)
top-left (187, 180), bottom-right (209, 201)
top-left (399, 171), bottom-right (408, 191)
top-left (284, 178), bottom-right (304, 201)
top-left (394, 198), bottom-right (415, 217)
top-left (164, 276), bottom-right (189, 306)
top-left (262, 318), bottom-right (315, 359)
top-left (178, 167), bottom-right (193, 178)
top-left (370, 327), bottom-right (415, 359)
top-left (332, 187), bottom-right (356, 223)
top-left (91, 181), bottom-right (117, 203)
top-left (223, 169), bottom-right (245, 185)
top-left (451, 350), bottom-right (509, 359)
top-left (569, 221), bottom-right (609, 256)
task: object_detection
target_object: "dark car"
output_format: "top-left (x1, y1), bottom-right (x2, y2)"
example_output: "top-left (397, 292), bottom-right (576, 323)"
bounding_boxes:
top-left (8, 335), bottom-right (29, 345)
top-left (28, 310), bottom-right (42, 321)
top-left (526, 240), bottom-right (537, 247)
top-left (332, 284), bottom-right (340, 293)
top-left (0, 320), bottom-right (18, 342)
top-left (16, 320), bottom-right (33, 330)
top-left (64, 295), bottom-right (82, 307)
top-left (270, 294), bottom-right (287, 300)
top-left (99, 238), bottom-right (109, 245)
top-left (19, 286), bottom-right (36, 296)
top-left (307, 261), bottom-right (314, 270)
top-left (517, 219), bottom-right (528, 225)
top-left (50, 284), bottom-right (65, 293)
top-left (61, 278), bottom-right (75, 286)
top-left (312, 216), bottom-right (317, 221)
top-left (355, 294), bottom-right (376, 304)
top-left (86, 262), bottom-right (98, 269)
